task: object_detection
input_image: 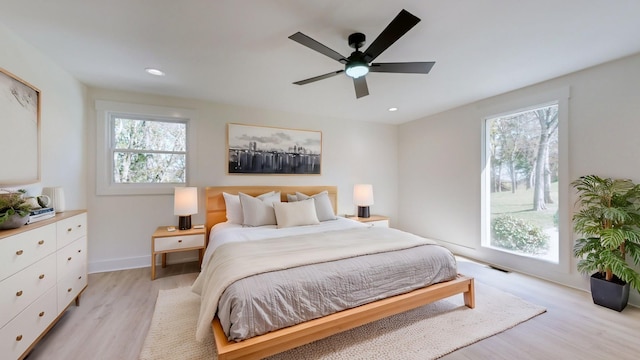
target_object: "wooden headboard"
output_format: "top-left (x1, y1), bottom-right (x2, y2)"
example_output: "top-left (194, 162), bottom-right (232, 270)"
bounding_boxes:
top-left (205, 185), bottom-right (338, 240)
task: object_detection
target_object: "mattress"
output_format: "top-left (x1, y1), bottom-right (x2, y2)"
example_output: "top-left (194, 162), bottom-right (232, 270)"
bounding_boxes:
top-left (192, 219), bottom-right (457, 342)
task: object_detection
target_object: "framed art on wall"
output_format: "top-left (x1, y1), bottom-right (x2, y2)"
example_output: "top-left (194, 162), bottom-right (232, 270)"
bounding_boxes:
top-left (0, 67), bottom-right (40, 185)
top-left (227, 123), bottom-right (322, 175)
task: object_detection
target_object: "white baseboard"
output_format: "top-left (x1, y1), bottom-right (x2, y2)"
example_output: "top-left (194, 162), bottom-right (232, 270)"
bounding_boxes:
top-left (88, 251), bottom-right (200, 274)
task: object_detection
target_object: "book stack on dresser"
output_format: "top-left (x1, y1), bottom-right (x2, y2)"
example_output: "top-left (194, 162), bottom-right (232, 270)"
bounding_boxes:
top-left (0, 211), bottom-right (87, 360)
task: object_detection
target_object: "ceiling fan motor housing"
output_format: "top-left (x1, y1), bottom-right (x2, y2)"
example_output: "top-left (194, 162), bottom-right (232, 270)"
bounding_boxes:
top-left (346, 33), bottom-right (369, 78)
top-left (348, 32), bottom-right (366, 49)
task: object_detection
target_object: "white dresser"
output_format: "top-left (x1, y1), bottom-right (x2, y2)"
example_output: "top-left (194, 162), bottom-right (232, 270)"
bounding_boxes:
top-left (0, 210), bottom-right (87, 360)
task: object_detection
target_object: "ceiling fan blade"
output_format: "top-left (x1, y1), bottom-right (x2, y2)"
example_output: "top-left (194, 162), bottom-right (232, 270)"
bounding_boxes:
top-left (363, 9), bottom-right (420, 63)
top-left (289, 32), bottom-right (348, 64)
top-left (293, 70), bottom-right (344, 85)
top-left (369, 62), bottom-right (435, 74)
top-left (353, 77), bottom-right (369, 98)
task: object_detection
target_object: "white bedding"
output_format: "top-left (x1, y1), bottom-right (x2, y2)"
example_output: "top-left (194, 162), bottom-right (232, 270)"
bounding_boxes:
top-left (192, 224), bottom-right (442, 341)
top-left (201, 217), bottom-right (367, 270)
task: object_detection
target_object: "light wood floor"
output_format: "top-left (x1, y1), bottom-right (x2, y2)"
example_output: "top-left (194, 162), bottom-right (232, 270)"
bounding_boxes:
top-left (26, 259), bottom-right (640, 360)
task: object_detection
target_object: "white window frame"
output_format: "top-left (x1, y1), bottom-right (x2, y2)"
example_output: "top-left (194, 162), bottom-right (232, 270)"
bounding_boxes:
top-left (96, 100), bottom-right (197, 196)
top-left (479, 86), bottom-right (571, 276)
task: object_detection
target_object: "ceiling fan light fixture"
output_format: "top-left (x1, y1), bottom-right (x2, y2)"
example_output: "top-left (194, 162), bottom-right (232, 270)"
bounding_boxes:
top-left (145, 67), bottom-right (165, 76)
top-left (345, 63), bottom-right (369, 79)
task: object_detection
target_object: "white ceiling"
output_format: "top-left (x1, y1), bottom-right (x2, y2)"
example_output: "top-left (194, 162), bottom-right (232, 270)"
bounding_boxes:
top-left (1, 0), bottom-right (640, 124)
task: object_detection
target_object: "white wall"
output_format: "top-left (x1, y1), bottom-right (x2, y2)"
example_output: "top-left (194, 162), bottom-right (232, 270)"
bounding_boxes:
top-left (0, 24), bottom-right (87, 211)
top-left (398, 52), bottom-right (640, 305)
top-left (86, 88), bottom-right (398, 272)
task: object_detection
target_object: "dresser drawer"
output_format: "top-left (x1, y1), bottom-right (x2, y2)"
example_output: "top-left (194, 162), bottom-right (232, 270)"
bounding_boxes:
top-left (56, 213), bottom-right (87, 249)
top-left (0, 254), bottom-right (56, 328)
top-left (0, 224), bottom-right (56, 281)
top-left (57, 264), bottom-right (87, 313)
top-left (154, 234), bottom-right (204, 252)
top-left (0, 286), bottom-right (57, 360)
top-left (57, 237), bottom-right (87, 280)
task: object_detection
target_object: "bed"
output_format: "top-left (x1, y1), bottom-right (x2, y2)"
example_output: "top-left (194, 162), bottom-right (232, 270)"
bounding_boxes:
top-left (194, 185), bottom-right (474, 360)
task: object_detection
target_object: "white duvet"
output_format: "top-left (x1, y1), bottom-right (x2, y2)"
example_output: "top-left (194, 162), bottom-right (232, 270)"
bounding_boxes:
top-left (201, 217), bottom-right (367, 270)
top-left (192, 219), bottom-right (438, 342)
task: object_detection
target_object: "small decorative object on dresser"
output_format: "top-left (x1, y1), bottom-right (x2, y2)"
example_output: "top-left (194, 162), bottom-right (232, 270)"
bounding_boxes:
top-left (0, 210), bottom-right (87, 360)
top-left (41, 187), bottom-right (65, 213)
top-left (0, 190), bottom-right (33, 230)
top-left (151, 226), bottom-right (206, 280)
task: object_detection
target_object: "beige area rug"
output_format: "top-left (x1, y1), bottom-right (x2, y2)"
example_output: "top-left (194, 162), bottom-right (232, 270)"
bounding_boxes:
top-left (139, 283), bottom-right (545, 360)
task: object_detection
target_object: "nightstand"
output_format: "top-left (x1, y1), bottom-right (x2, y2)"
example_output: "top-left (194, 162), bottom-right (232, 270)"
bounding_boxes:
top-left (151, 226), bottom-right (206, 280)
top-left (349, 215), bottom-right (390, 228)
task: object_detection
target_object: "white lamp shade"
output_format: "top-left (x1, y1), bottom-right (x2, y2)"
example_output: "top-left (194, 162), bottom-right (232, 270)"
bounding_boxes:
top-left (353, 184), bottom-right (374, 206)
top-left (174, 187), bottom-right (198, 216)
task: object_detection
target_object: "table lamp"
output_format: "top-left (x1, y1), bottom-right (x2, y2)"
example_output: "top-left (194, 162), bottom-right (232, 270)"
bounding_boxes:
top-left (174, 187), bottom-right (198, 230)
top-left (353, 184), bottom-right (374, 218)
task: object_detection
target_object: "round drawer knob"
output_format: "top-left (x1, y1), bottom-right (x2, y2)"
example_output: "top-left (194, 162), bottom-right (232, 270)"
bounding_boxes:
top-left (16, 335), bottom-right (23, 342)
top-left (39, 274), bottom-right (45, 279)
top-left (178, 240), bottom-right (183, 243)
top-left (38, 240), bottom-right (45, 245)
top-left (16, 250), bottom-right (24, 256)
top-left (78, 249), bottom-right (82, 253)
top-left (16, 290), bottom-right (23, 297)
top-left (68, 257), bottom-right (72, 261)
top-left (67, 288), bottom-right (72, 292)
top-left (77, 224), bottom-right (82, 228)
top-left (39, 312), bottom-right (45, 317)
top-left (67, 228), bottom-right (72, 232)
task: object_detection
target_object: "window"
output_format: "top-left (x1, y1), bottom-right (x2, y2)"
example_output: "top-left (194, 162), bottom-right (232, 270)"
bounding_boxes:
top-left (112, 116), bottom-right (186, 183)
top-left (96, 101), bottom-right (196, 195)
top-left (483, 102), bottom-right (561, 263)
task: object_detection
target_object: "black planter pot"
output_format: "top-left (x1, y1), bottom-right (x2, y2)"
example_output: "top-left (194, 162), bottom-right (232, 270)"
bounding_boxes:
top-left (590, 272), bottom-right (630, 312)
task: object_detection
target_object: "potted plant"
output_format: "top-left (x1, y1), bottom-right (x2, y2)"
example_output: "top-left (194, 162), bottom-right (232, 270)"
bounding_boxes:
top-left (572, 175), bottom-right (640, 311)
top-left (0, 190), bottom-right (33, 230)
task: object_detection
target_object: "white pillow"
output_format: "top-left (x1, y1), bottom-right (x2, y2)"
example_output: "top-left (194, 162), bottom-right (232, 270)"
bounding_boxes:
top-left (239, 192), bottom-right (281, 226)
top-left (286, 193), bottom-right (298, 202)
top-left (296, 191), bottom-right (337, 221)
top-left (222, 192), bottom-right (243, 224)
top-left (223, 191), bottom-right (274, 224)
top-left (273, 199), bottom-right (320, 228)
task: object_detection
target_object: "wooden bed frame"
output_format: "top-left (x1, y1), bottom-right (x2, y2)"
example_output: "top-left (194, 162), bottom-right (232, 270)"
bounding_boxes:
top-left (204, 186), bottom-right (475, 360)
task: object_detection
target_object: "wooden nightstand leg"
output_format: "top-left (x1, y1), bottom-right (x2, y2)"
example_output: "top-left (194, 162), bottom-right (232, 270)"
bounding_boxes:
top-left (151, 253), bottom-right (156, 280)
top-left (162, 253), bottom-right (167, 268)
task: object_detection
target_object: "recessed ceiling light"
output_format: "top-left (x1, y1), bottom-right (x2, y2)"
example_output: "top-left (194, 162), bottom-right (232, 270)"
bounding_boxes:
top-left (388, 107), bottom-right (398, 112)
top-left (145, 68), bottom-right (165, 76)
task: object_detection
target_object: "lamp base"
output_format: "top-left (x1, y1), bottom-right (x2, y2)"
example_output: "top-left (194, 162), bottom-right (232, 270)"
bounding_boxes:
top-left (357, 206), bottom-right (370, 218)
top-left (178, 215), bottom-right (192, 230)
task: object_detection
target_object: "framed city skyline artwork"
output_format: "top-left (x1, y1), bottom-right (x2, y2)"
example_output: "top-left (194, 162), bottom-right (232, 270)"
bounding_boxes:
top-left (227, 123), bottom-right (322, 175)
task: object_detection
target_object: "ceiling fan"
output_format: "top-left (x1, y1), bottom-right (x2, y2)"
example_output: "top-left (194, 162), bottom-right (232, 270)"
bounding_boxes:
top-left (289, 9), bottom-right (435, 99)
